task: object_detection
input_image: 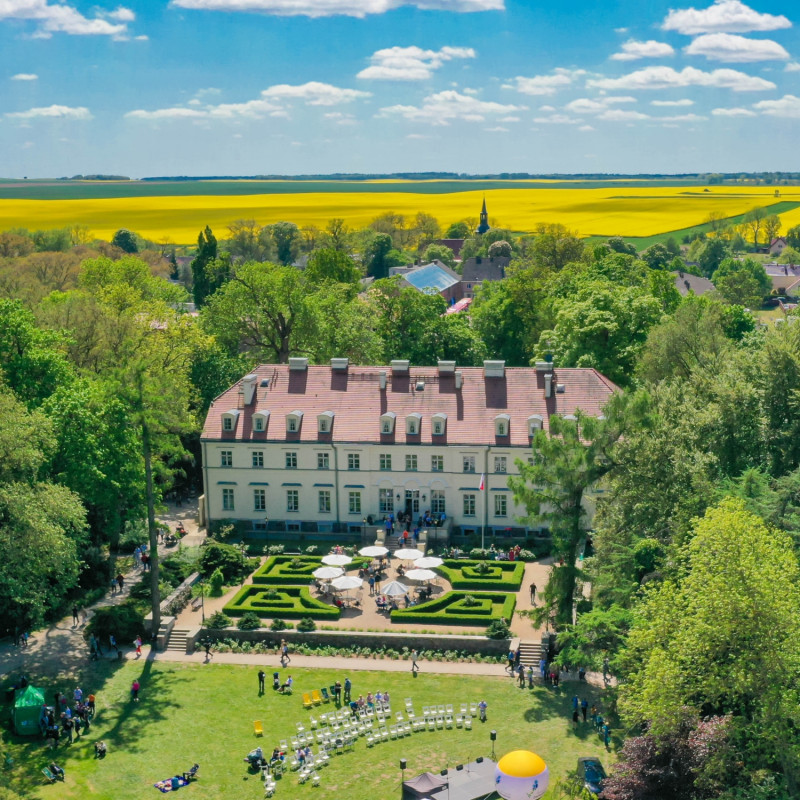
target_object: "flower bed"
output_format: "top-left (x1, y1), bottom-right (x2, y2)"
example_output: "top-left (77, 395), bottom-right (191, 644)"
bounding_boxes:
top-left (435, 560), bottom-right (525, 591)
top-left (224, 585), bottom-right (341, 619)
top-left (390, 591), bottom-right (516, 626)
top-left (250, 555), bottom-right (368, 585)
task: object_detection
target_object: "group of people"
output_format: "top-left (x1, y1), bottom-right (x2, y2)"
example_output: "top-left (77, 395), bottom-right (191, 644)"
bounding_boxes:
top-left (348, 689), bottom-right (390, 713)
top-left (132, 544), bottom-right (151, 572)
top-left (42, 687), bottom-right (96, 747)
top-left (571, 696), bottom-right (611, 748)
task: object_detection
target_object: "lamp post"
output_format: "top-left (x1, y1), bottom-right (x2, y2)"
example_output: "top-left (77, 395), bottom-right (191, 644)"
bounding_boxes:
top-left (199, 579), bottom-right (205, 623)
top-left (239, 541), bottom-right (247, 587)
top-left (399, 758), bottom-right (406, 786)
top-left (490, 729), bottom-right (497, 761)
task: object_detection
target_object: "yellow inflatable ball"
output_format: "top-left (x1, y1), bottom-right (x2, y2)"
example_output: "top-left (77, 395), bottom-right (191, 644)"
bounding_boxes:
top-left (494, 750), bottom-right (549, 800)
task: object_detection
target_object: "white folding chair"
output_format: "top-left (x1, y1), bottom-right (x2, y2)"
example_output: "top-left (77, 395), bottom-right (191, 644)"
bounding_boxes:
top-left (456, 714), bottom-right (463, 728)
top-left (464, 716), bottom-right (472, 730)
top-left (470, 702), bottom-right (477, 717)
top-left (445, 714), bottom-right (453, 729)
top-left (460, 703), bottom-right (468, 716)
top-left (436, 716), bottom-right (444, 729)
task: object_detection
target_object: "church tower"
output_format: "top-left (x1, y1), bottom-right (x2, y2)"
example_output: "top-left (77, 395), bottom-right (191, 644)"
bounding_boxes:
top-left (476, 196), bottom-right (490, 235)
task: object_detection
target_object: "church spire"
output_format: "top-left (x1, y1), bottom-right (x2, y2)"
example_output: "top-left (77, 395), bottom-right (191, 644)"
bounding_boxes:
top-left (477, 195), bottom-right (490, 235)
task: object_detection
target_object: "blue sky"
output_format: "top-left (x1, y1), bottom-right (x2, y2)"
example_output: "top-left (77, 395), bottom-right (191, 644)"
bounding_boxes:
top-left (1, 0), bottom-right (799, 177)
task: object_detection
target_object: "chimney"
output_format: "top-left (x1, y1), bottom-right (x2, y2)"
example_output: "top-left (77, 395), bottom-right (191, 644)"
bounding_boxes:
top-left (289, 357), bottom-right (308, 371)
top-left (544, 373), bottom-right (553, 398)
top-left (242, 373), bottom-right (258, 405)
top-left (483, 360), bottom-right (505, 378)
top-left (330, 357), bottom-right (349, 371)
top-left (455, 370), bottom-right (463, 390)
top-left (391, 360), bottom-right (410, 374)
top-left (535, 361), bottom-right (553, 374)
top-left (379, 371), bottom-right (387, 390)
top-left (437, 360), bottom-right (456, 375)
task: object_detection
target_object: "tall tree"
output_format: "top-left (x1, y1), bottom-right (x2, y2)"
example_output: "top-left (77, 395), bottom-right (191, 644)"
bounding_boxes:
top-left (269, 221), bottom-right (301, 266)
top-left (191, 226), bottom-right (218, 307)
top-left (742, 206), bottom-right (767, 248)
top-left (111, 228), bottom-right (139, 254)
top-left (510, 392), bottom-right (648, 625)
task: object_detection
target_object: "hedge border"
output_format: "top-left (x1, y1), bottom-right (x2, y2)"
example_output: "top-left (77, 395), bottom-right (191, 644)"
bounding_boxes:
top-left (224, 585), bottom-right (341, 620)
top-left (251, 555), bottom-right (368, 586)
top-left (390, 591), bottom-right (516, 627)
top-left (435, 559), bottom-right (525, 592)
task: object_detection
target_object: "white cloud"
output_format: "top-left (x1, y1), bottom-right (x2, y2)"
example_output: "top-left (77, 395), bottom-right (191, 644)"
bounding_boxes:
top-left (380, 90), bottom-right (524, 125)
top-left (532, 113), bottom-right (583, 124)
top-left (651, 98), bottom-right (694, 105)
top-left (195, 87), bottom-right (222, 98)
top-left (357, 45), bottom-right (475, 81)
top-left (6, 104), bottom-right (92, 119)
top-left (323, 111), bottom-right (356, 125)
top-left (611, 40), bottom-right (675, 61)
top-left (261, 81), bottom-right (371, 105)
top-left (660, 112), bottom-right (707, 120)
top-left (587, 65), bottom-right (775, 91)
top-left (662, 0), bottom-right (791, 35)
top-left (685, 32), bottom-right (790, 61)
top-left (406, 133), bottom-right (431, 139)
top-left (0, 0), bottom-right (130, 36)
top-left (10, 73), bottom-right (38, 80)
top-left (786, 62), bottom-right (800, 72)
top-left (579, 124), bottom-right (595, 131)
top-left (711, 106), bottom-right (757, 115)
top-left (104, 6), bottom-right (135, 21)
top-left (170, 0), bottom-right (504, 17)
top-left (753, 94), bottom-right (800, 118)
top-left (564, 96), bottom-right (636, 113)
top-left (125, 107), bottom-right (212, 120)
top-left (614, 27), bottom-right (628, 33)
top-left (597, 109), bottom-right (650, 121)
top-left (499, 115), bottom-right (520, 122)
top-left (538, 104), bottom-right (556, 112)
top-left (484, 125), bottom-right (508, 132)
top-left (134, 34), bottom-right (148, 40)
top-left (508, 69), bottom-right (584, 96)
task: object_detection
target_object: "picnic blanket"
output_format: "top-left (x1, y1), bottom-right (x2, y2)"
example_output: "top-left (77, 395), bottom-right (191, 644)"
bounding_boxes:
top-left (154, 777), bottom-right (189, 793)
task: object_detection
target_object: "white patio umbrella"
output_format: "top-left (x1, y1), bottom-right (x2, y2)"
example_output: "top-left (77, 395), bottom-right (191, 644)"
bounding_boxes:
top-left (381, 581), bottom-right (409, 597)
top-left (415, 557), bottom-right (443, 569)
top-left (394, 548), bottom-right (424, 561)
top-left (331, 575), bottom-right (362, 591)
top-left (359, 545), bottom-right (389, 558)
top-left (322, 554), bottom-right (353, 567)
top-left (313, 566), bottom-right (344, 580)
top-left (405, 568), bottom-right (437, 582)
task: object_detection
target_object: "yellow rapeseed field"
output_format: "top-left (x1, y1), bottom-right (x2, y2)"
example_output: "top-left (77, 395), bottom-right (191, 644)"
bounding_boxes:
top-left (0, 185), bottom-right (797, 244)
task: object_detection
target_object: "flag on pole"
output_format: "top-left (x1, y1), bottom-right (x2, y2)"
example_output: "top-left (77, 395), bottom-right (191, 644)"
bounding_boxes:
top-left (478, 473), bottom-right (485, 491)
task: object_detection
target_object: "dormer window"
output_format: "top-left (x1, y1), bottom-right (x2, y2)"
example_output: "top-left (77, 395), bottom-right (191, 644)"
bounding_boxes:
top-left (380, 412), bottom-right (396, 435)
top-left (431, 412), bottom-right (447, 436)
top-left (252, 411), bottom-right (269, 433)
top-left (406, 412), bottom-right (422, 435)
top-left (495, 413), bottom-right (510, 437)
top-left (221, 409), bottom-right (240, 432)
top-left (527, 414), bottom-right (543, 437)
top-left (317, 411), bottom-right (334, 434)
top-left (286, 410), bottom-right (303, 433)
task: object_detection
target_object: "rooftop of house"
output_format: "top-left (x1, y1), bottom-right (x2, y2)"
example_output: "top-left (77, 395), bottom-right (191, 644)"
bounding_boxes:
top-left (764, 262), bottom-right (800, 277)
top-left (201, 361), bottom-right (618, 447)
top-left (433, 238), bottom-right (466, 259)
top-left (461, 256), bottom-right (510, 283)
top-left (400, 261), bottom-right (462, 294)
top-left (672, 270), bottom-right (715, 296)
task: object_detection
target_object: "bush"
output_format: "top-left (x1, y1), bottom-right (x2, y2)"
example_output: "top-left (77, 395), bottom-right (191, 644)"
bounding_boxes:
top-left (390, 591), bottom-right (516, 627)
top-left (436, 559), bottom-right (525, 591)
top-left (487, 618), bottom-right (511, 639)
top-left (516, 549), bottom-right (536, 562)
top-left (304, 546), bottom-right (319, 555)
top-left (237, 612), bottom-right (262, 631)
top-left (200, 543), bottom-right (245, 581)
top-left (86, 603), bottom-right (145, 644)
top-left (463, 595), bottom-right (479, 607)
top-left (265, 545), bottom-right (285, 555)
top-left (224, 585), bottom-right (341, 620)
top-left (297, 616), bottom-right (317, 632)
top-left (209, 568), bottom-right (225, 597)
top-left (203, 611), bottom-right (232, 629)
top-left (270, 618), bottom-right (289, 631)
top-left (251, 555), bottom-right (368, 586)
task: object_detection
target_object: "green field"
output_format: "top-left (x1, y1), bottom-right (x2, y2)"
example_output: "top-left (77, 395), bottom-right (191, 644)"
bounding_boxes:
top-left (1, 660), bottom-right (614, 800)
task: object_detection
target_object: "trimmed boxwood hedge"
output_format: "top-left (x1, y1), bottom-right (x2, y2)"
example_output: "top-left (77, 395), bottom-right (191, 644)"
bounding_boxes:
top-left (251, 555), bottom-right (368, 586)
top-left (435, 559), bottom-right (525, 591)
top-left (390, 591), bottom-right (516, 627)
top-left (224, 585), bottom-right (341, 620)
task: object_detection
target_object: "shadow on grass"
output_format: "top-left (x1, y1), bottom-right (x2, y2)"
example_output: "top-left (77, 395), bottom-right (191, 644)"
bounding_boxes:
top-left (519, 684), bottom-right (615, 744)
top-left (0, 652), bottom-right (184, 796)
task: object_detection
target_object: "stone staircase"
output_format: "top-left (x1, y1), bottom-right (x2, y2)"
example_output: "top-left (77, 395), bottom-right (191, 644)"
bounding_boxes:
top-left (517, 640), bottom-right (543, 667)
top-left (165, 628), bottom-right (189, 653)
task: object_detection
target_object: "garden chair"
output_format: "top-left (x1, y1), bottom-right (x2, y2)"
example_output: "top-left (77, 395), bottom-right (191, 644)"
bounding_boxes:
top-left (460, 703), bottom-right (468, 716)
top-left (302, 693), bottom-right (313, 709)
top-left (456, 714), bottom-right (463, 728)
top-left (279, 739), bottom-right (289, 751)
top-left (405, 697), bottom-right (413, 711)
top-left (296, 721), bottom-right (306, 734)
top-left (264, 778), bottom-right (276, 797)
top-left (389, 725), bottom-right (398, 739)
top-left (312, 689), bottom-right (322, 705)
top-left (42, 767), bottom-right (59, 783)
top-left (309, 714), bottom-right (317, 729)
top-left (470, 702), bottom-right (478, 717)
top-left (437, 704), bottom-right (446, 715)
top-left (320, 688), bottom-right (331, 703)
top-left (366, 731), bottom-right (375, 747)
top-left (312, 772), bottom-right (321, 788)
top-left (445, 714), bottom-right (453, 729)
top-left (427, 717), bottom-right (436, 731)
top-left (464, 716), bottom-right (472, 730)
top-left (329, 685), bottom-right (338, 702)
top-left (298, 767), bottom-right (312, 784)
top-left (445, 703), bottom-right (453, 714)
top-left (436, 715), bottom-right (444, 729)
top-left (254, 720), bottom-right (264, 737)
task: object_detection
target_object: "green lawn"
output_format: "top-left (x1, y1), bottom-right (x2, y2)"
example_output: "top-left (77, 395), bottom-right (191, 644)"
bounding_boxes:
top-left (2, 661), bottom-right (615, 800)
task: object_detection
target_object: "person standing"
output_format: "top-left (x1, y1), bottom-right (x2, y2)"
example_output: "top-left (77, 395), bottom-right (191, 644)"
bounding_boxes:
top-left (411, 649), bottom-right (419, 673)
top-left (517, 663), bottom-right (525, 688)
top-left (572, 708), bottom-right (579, 728)
top-left (539, 658), bottom-right (547, 680)
top-left (134, 636), bottom-right (142, 657)
top-left (581, 698), bottom-right (588, 722)
top-left (130, 680), bottom-right (140, 702)
top-left (72, 605), bottom-right (79, 627)
top-left (529, 583), bottom-right (537, 604)
top-left (109, 634), bottom-right (117, 655)
top-left (572, 695), bottom-right (579, 715)
top-left (507, 650), bottom-right (515, 673)
top-left (116, 573), bottom-right (125, 592)
top-left (527, 665), bottom-right (534, 689)
top-left (368, 575), bottom-right (375, 596)
top-left (280, 640), bottom-right (290, 666)
top-left (258, 669), bottom-right (266, 694)
top-left (344, 677), bottom-right (352, 703)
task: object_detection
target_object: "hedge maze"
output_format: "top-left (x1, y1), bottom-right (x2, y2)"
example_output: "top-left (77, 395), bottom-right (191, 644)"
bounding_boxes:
top-left (224, 585), bottom-right (341, 619)
top-left (390, 591), bottom-right (516, 626)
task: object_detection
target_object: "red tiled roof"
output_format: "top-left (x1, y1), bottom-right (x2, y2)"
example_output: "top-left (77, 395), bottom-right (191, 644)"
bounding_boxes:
top-left (201, 364), bottom-right (618, 446)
